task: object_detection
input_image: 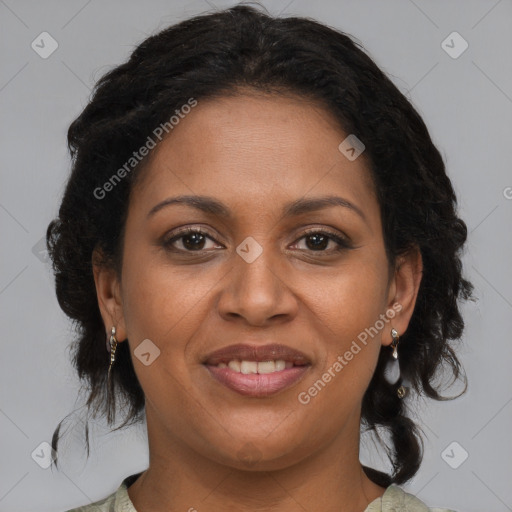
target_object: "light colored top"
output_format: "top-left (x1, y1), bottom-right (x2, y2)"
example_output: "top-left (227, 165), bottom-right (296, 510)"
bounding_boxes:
top-left (65, 473), bottom-right (457, 512)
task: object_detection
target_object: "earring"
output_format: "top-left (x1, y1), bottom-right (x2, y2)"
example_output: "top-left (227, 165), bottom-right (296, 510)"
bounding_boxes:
top-left (385, 328), bottom-right (407, 399)
top-left (107, 326), bottom-right (117, 380)
top-left (390, 328), bottom-right (399, 359)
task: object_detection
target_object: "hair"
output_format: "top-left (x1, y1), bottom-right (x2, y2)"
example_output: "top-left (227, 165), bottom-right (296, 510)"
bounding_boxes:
top-left (46, 2), bottom-right (474, 486)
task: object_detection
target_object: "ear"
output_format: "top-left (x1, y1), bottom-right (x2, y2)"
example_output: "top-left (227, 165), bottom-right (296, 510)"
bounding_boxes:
top-left (382, 245), bottom-right (423, 346)
top-left (92, 248), bottom-right (127, 342)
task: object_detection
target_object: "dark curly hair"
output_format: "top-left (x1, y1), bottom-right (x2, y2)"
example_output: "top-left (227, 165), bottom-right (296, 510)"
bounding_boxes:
top-left (46, 2), bottom-right (474, 487)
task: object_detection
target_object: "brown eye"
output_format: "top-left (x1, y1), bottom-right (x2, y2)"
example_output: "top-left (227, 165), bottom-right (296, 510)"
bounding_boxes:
top-left (164, 228), bottom-right (221, 252)
top-left (181, 232), bottom-right (207, 250)
top-left (293, 230), bottom-right (352, 252)
top-left (304, 233), bottom-right (330, 251)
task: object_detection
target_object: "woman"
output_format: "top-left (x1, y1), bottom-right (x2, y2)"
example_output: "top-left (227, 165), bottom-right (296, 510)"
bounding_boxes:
top-left (47, 4), bottom-right (473, 511)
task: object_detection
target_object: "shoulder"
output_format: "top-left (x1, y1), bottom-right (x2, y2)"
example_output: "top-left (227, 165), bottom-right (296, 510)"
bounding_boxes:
top-left (64, 477), bottom-right (137, 512)
top-left (64, 490), bottom-right (116, 512)
top-left (365, 484), bottom-right (458, 512)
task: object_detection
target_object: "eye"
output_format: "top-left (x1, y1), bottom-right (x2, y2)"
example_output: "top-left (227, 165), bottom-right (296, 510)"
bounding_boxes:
top-left (163, 227), bottom-right (222, 252)
top-left (163, 227), bottom-right (352, 254)
top-left (291, 229), bottom-right (352, 252)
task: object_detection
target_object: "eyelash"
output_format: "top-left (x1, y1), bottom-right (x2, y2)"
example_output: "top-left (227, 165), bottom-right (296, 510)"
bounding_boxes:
top-left (163, 226), bottom-right (352, 254)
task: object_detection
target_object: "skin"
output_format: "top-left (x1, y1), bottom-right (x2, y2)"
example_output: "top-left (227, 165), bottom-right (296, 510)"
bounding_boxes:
top-left (94, 91), bottom-right (423, 512)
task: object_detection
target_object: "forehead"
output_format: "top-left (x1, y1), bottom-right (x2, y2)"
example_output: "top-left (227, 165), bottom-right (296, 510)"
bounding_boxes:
top-left (131, 92), bottom-right (377, 220)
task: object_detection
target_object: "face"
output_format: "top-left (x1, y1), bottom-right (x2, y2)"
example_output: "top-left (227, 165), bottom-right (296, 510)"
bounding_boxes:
top-left (95, 91), bottom-right (421, 471)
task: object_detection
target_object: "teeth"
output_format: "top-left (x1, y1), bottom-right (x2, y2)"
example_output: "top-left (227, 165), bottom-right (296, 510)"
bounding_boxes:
top-left (240, 361), bottom-right (258, 374)
top-left (275, 360), bottom-right (285, 371)
top-left (218, 359), bottom-right (294, 374)
top-left (257, 361), bottom-right (276, 374)
top-left (228, 360), bottom-right (241, 372)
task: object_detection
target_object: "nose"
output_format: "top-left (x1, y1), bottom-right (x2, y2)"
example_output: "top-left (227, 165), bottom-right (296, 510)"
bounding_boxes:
top-left (216, 245), bottom-right (299, 327)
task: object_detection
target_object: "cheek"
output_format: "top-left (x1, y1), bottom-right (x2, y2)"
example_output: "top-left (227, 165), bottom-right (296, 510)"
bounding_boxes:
top-left (119, 255), bottom-right (204, 416)
top-left (121, 246), bottom-right (202, 336)
top-left (302, 255), bottom-right (389, 341)
top-left (299, 256), bottom-right (388, 396)
top-left (120, 245), bottom-right (219, 383)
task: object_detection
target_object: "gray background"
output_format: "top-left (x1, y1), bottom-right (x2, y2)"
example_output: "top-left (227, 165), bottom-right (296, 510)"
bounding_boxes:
top-left (1, 0), bottom-right (511, 511)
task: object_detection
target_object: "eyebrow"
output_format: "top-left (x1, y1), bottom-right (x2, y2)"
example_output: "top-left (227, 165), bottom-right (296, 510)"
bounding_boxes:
top-left (147, 194), bottom-right (367, 223)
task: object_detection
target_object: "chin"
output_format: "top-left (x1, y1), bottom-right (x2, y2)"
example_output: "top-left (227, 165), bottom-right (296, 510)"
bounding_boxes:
top-left (205, 437), bottom-right (311, 472)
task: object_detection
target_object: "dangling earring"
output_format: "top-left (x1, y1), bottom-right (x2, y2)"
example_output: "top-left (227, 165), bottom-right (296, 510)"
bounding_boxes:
top-left (107, 326), bottom-right (117, 383)
top-left (384, 328), bottom-right (407, 399)
top-left (390, 327), bottom-right (399, 359)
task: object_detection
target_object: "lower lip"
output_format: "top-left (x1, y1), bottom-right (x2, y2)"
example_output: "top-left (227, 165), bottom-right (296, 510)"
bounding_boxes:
top-left (204, 364), bottom-right (310, 397)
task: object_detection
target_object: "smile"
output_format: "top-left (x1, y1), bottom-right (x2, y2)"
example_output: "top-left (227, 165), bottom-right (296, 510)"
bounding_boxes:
top-left (204, 361), bottom-right (311, 397)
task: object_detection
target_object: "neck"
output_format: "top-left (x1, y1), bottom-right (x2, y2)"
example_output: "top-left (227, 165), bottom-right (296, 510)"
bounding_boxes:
top-left (127, 408), bottom-right (386, 512)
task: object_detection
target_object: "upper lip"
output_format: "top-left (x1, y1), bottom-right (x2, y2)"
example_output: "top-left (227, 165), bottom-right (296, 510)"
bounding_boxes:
top-left (203, 343), bottom-right (312, 366)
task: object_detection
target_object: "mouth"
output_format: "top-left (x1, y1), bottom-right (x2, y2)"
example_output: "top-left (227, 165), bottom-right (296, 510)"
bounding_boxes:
top-left (202, 343), bottom-right (312, 397)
